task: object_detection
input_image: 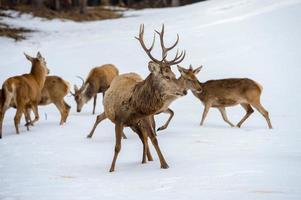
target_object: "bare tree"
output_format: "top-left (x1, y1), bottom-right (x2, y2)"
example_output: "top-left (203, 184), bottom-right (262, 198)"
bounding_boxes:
top-left (79, 0), bottom-right (87, 14)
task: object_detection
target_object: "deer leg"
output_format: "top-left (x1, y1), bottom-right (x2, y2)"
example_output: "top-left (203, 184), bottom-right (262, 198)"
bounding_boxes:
top-left (157, 108), bottom-right (174, 132)
top-left (23, 108), bottom-right (32, 131)
top-left (250, 100), bottom-right (272, 129)
top-left (218, 107), bottom-right (234, 127)
top-left (14, 106), bottom-right (24, 134)
top-left (237, 103), bottom-right (254, 128)
top-left (134, 128), bottom-right (148, 164)
top-left (92, 94), bottom-right (97, 115)
top-left (63, 101), bottom-right (71, 123)
top-left (87, 112), bottom-right (107, 138)
top-left (109, 122), bottom-right (123, 172)
top-left (200, 104), bottom-right (210, 126)
top-left (54, 101), bottom-right (65, 125)
top-left (30, 104), bottom-right (40, 125)
top-left (143, 118), bottom-right (169, 169)
top-left (0, 107), bottom-right (7, 139)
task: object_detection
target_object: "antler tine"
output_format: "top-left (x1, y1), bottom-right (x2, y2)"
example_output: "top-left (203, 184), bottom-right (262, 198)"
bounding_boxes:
top-left (76, 76), bottom-right (85, 87)
top-left (155, 24), bottom-right (183, 64)
top-left (135, 24), bottom-right (161, 63)
top-left (166, 50), bottom-right (186, 65)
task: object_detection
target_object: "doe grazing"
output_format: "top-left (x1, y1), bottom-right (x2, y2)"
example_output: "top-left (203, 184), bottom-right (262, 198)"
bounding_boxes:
top-left (189, 65), bottom-right (272, 129)
top-left (88, 24), bottom-right (187, 172)
top-left (0, 52), bottom-right (49, 139)
top-left (71, 64), bottom-right (119, 114)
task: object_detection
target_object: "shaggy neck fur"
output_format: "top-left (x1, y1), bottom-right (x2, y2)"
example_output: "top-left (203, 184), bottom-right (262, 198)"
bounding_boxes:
top-left (131, 74), bottom-right (165, 116)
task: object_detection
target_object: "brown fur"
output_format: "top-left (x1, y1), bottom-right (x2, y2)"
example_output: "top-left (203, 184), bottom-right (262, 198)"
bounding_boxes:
top-left (192, 76), bottom-right (272, 129)
top-left (73, 64), bottom-right (119, 114)
top-left (0, 52), bottom-right (49, 138)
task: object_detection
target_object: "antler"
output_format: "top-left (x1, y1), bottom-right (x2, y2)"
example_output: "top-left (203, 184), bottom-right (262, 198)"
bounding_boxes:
top-left (76, 76), bottom-right (85, 87)
top-left (135, 24), bottom-right (163, 63)
top-left (155, 24), bottom-right (186, 66)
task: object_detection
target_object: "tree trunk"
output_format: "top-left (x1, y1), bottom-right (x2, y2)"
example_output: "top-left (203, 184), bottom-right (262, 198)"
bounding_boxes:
top-left (171, 0), bottom-right (180, 7)
top-left (79, 0), bottom-right (87, 14)
top-left (54, 0), bottom-right (60, 10)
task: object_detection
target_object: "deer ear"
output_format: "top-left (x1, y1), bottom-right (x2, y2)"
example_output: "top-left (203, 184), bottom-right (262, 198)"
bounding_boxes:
top-left (193, 65), bottom-right (203, 75)
top-left (148, 62), bottom-right (160, 74)
top-left (177, 65), bottom-right (187, 76)
top-left (24, 53), bottom-right (34, 62)
top-left (36, 52), bottom-right (42, 59)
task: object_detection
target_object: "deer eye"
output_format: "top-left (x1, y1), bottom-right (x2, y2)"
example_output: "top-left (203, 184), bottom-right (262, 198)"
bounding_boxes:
top-left (164, 76), bottom-right (171, 80)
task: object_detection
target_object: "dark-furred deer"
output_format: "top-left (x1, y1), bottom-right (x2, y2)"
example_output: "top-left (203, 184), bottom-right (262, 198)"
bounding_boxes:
top-left (88, 24), bottom-right (187, 172)
top-left (0, 52), bottom-right (49, 139)
top-left (72, 64), bottom-right (119, 114)
top-left (189, 65), bottom-right (272, 129)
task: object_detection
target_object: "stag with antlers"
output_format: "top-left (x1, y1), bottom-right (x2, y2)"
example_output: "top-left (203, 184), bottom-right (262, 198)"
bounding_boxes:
top-left (88, 24), bottom-right (187, 172)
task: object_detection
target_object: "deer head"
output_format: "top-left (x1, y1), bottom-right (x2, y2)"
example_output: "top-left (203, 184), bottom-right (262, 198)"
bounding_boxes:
top-left (136, 24), bottom-right (187, 98)
top-left (177, 64), bottom-right (203, 93)
top-left (71, 76), bottom-right (92, 112)
top-left (24, 52), bottom-right (50, 76)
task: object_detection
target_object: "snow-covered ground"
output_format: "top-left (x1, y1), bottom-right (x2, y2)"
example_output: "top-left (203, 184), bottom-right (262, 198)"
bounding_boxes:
top-left (1, 0), bottom-right (301, 199)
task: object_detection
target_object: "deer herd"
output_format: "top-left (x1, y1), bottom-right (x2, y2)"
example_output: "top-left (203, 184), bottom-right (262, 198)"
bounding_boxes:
top-left (0, 24), bottom-right (272, 172)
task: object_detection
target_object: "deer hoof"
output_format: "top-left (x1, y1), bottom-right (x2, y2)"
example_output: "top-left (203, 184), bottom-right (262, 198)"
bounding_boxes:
top-left (161, 163), bottom-right (169, 169)
top-left (157, 126), bottom-right (165, 131)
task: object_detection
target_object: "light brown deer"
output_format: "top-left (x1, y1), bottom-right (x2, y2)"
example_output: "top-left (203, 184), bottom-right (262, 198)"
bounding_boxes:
top-left (88, 24), bottom-right (187, 172)
top-left (71, 64), bottom-right (119, 114)
top-left (154, 65), bottom-right (203, 132)
top-left (3, 76), bottom-right (71, 128)
top-left (0, 52), bottom-right (49, 139)
top-left (33, 75), bottom-right (71, 125)
top-left (187, 65), bottom-right (272, 129)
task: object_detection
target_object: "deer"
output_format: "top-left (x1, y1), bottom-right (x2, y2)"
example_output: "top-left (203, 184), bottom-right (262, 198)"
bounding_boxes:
top-left (28, 76), bottom-right (71, 125)
top-left (185, 65), bottom-right (272, 129)
top-left (88, 24), bottom-right (187, 172)
top-left (3, 76), bottom-right (71, 128)
top-left (0, 52), bottom-right (50, 139)
top-left (71, 64), bottom-right (119, 114)
top-left (154, 65), bottom-right (203, 132)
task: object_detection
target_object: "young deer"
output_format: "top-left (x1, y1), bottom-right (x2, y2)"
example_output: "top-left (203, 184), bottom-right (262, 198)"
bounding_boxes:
top-left (71, 64), bottom-right (119, 114)
top-left (88, 24), bottom-right (187, 172)
top-left (188, 65), bottom-right (272, 129)
top-left (0, 52), bottom-right (49, 138)
top-left (155, 65), bottom-right (203, 132)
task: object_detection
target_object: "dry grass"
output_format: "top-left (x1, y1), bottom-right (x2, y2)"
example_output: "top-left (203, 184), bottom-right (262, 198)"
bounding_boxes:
top-left (9, 5), bottom-right (122, 22)
top-left (0, 22), bottom-right (32, 41)
top-left (0, 5), bottom-right (122, 41)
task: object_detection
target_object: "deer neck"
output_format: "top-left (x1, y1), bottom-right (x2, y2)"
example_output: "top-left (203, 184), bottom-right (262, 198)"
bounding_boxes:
top-left (82, 82), bottom-right (96, 102)
top-left (131, 74), bottom-right (165, 116)
top-left (30, 62), bottom-right (46, 89)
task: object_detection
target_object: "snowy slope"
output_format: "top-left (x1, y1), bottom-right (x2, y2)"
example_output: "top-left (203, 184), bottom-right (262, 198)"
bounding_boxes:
top-left (1, 0), bottom-right (301, 199)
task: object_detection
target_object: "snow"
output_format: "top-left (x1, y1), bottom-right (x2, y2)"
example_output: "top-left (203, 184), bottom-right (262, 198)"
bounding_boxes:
top-left (1, 0), bottom-right (301, 199)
